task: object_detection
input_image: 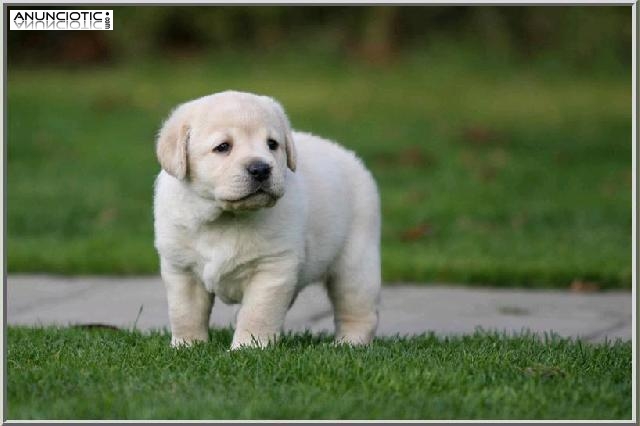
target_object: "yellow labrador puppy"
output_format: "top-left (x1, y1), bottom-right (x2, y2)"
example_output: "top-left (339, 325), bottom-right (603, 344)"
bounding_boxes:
top-left (153, 91), bottom-right (380, 349)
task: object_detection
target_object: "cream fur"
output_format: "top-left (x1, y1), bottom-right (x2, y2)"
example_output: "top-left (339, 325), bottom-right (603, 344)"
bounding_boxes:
top-left (153, 91), bottom-right (381, 349)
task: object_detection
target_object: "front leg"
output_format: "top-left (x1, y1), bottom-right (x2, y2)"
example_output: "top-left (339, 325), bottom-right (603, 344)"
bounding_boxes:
top-left (231, 264), bottom-right (297, 350)
top-left (161, 259), bottom-right (214, 347)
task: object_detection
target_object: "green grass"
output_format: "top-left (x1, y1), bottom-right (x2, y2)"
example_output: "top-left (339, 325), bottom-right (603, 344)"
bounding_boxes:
top-left (7, 326), bottom-right (631, 420)
top-left (7, 47), bottom-right (632, 287)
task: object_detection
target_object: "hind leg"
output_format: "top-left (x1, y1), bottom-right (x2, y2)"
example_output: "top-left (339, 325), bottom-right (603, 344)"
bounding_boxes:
top-left (326, 242), bottom-right (381, 345)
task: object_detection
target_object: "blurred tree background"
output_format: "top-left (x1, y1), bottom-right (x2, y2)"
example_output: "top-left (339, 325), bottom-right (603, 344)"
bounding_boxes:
top-left (7, 6), bottom-right (632, 288)
top-left (8, 6), bottom-right (630, 70)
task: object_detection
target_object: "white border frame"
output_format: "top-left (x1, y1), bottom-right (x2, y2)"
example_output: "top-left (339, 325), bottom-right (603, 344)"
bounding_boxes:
top-left (0, 1), bottom-right (636, 424)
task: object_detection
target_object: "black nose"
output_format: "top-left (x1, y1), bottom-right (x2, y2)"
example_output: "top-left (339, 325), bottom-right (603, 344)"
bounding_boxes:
top-left (247, 161), bottom-right (272, 182)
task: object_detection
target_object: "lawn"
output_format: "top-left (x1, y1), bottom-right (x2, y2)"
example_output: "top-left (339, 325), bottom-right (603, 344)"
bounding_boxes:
top-left (7, 47), bottom-right (632, 287)
top-left (6, 327), bottom-right (632, 420)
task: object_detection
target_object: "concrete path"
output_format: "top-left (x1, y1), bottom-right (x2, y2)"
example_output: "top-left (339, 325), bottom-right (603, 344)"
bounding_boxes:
top-left (6, 275), bottom-right (633, 343)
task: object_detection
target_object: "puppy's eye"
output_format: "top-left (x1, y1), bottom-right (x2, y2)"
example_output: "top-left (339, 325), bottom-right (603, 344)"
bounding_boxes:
top-left (267, 139), bottom-right (279, 151)
top-left (213, 142), bottom-right (231, 153)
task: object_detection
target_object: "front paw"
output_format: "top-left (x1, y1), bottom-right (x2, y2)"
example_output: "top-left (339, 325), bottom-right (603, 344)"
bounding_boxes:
top-left (171, 335), bottom-right (207, 348)
top-left (333, 335), bottom-right (373, 347)
top-left (230, 331), bottom-right (275, 350)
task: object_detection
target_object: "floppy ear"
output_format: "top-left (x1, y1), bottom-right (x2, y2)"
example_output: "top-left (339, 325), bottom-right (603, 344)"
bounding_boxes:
top-left (156, 104), bottom-right (191, 180)
top-left (266, 97), bottom-right (297, 172)
top-left (283, 127), bottom-right (297, 172)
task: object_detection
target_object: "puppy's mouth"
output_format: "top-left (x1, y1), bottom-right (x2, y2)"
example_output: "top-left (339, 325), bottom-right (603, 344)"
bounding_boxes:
top-left (223, 188), bottom-right (274, 203)
top-left (218, 187), bottom-right (281, 211)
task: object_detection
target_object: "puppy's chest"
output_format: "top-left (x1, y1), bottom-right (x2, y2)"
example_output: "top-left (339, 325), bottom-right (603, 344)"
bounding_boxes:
top-left (192, 228), bottom-right (262, 304)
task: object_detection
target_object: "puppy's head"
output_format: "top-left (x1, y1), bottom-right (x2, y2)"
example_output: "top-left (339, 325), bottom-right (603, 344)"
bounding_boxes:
top-left (156, 91), bottom-right (296, 211)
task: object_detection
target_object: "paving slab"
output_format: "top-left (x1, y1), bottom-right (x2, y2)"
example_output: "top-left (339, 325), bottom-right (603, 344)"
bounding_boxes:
top-left (6, 275), bottom-right (633, 343)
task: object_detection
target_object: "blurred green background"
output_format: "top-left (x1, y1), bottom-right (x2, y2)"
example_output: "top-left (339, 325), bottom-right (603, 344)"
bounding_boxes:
top-left (7, 6), bottom-right (632, 288)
